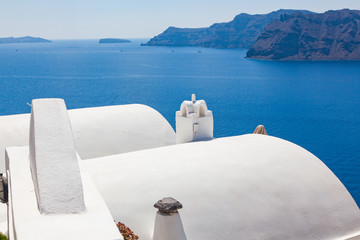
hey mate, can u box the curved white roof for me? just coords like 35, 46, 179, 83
0, 104, 176, 171
84, 134, 360, 240
68, 104, 175, 159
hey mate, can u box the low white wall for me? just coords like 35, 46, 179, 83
6, 146, 123, 240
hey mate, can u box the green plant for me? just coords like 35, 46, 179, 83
0, 232, 8, 240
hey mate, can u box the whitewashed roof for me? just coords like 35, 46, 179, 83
84, 134, 360, 240
0, 104, 176, 171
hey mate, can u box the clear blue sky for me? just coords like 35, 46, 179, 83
1, 0, 360, 39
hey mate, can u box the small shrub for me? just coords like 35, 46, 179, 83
0, 232, 7, 240
116, 221, 139, 240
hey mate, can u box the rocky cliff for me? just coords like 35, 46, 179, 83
142, 9, 311, 49
246, 9, 360, 60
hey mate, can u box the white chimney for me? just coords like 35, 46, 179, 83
175, 94, 213, 144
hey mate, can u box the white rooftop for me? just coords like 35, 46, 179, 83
0, 100, 359, 240
0, 104, 176, 171
84, 134, 360, 240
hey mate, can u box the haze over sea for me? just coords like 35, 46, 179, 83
0, 39, 359, 205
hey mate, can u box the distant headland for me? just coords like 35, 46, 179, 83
143, 8, 360, 61
142, 9, 312, 49
0, 36, 51, 44
246, 9, 360, 60
99, 38, 131, 44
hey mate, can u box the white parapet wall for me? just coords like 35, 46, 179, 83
6, 147, 123, 240
29, 99, 85, 213
176, 94, 213, 143
5, 98, 123, 239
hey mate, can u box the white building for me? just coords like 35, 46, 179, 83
0, 97, 359, 240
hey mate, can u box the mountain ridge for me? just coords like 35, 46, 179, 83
142, 9, 313, 49
246, 9, 360, 60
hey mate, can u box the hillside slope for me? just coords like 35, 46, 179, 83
246, 9, 360, 60
143, 9, 312, 49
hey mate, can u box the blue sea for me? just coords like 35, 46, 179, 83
0, 39, 359, 206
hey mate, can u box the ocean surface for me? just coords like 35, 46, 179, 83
0, 39, 359, 206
